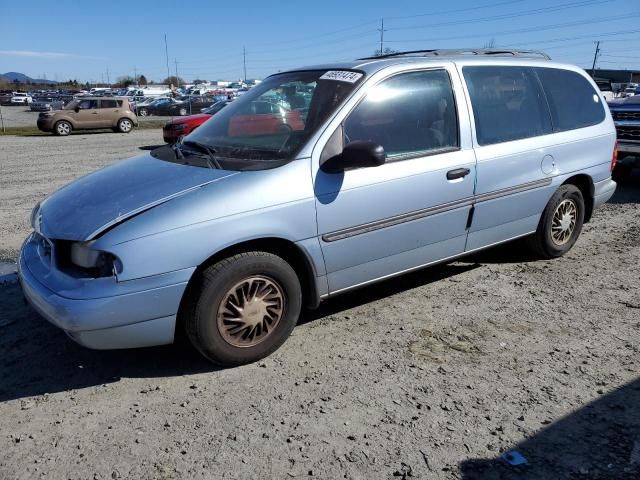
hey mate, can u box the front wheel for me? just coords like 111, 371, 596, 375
117, 118, 133, 133
185, 252, 302, 367
526, 184, 585, 259
138, 108, 148, 117
54, 120, 72, 136
178, 107, 188, 116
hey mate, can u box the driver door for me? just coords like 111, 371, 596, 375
70, 99, 100, 128
314, 68, 476, 294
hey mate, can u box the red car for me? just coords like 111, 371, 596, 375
162, 101, 230, 144
228, 101, 304, 137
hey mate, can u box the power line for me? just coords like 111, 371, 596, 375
387, 0, 609, 31
384, 13, 640, 44
386, 0, 525, 20
504, 29, 640, 46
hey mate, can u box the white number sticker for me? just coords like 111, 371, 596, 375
319, 71, 363, 83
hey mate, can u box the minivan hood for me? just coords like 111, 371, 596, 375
38, 154, 236, 241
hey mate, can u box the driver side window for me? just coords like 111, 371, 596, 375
343, 69, 459, 159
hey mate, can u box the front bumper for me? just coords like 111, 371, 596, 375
36, 119, 53, 132
18, 234, 191, 350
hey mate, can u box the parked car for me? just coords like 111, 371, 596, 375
19, 50, 616, 367
133, 96, 163, 116
228, 100, 304, 136
163, 101, 231, 143
10, 92, 33, 105
30, 97, 66, 112
36, 97, 138, 136
148, 96, 215, 116
0, 90, 13, 105
595, 79, 614, 102
608, 94, 640, 178
137, 97, 177, 116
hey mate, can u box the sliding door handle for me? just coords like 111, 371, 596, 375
446, 168, 471, 180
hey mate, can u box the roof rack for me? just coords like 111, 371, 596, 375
358, 48, 551, 61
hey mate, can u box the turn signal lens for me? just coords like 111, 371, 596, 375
611, 141, 618, 172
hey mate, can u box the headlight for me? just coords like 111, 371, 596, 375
71, 241, 122, 277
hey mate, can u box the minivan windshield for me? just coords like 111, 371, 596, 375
181, 70, 363, 165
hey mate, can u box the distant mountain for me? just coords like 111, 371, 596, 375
0, 72, 57, 85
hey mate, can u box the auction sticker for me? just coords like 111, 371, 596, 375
320, 71, 363, 83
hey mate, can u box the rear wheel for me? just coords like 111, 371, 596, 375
54, 120, 72, 136
117, 118, 133, 133
178, 107, 188, 116
138, 108, 148, 117
185, 252, 302, 367
526, 184, 585, 259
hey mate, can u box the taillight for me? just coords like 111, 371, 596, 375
611, 141, 618, 173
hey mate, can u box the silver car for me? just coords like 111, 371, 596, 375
19, 49, 617, 366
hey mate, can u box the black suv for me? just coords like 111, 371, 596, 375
608, 96, 640, 178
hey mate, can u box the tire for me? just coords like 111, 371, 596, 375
526, 184, 585, 259
54, 120, 72, 136
185, 251, 302, 367
24, 99, 28, 105
116, 118, 133, 133
178, 107, 188, 116
138, 108, 148, 117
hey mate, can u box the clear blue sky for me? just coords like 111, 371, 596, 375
1, 0, 638, 84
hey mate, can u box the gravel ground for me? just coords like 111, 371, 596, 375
0, 104, 169, 128
0, 131, 639, 479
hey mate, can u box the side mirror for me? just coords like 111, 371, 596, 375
321, 141, 386, 173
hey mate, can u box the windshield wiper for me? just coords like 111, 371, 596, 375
181, 140, 222, 169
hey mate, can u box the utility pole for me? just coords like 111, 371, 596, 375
243, 46, 247, 83
106, 68, 110, 87
134, 66, 137, 86
378, 18, 386, 55
164, 34, 171, 87
174, 58, 179, 87
591, 41, 600, 77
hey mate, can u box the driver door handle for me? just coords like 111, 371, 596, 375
446, 168, 471, 180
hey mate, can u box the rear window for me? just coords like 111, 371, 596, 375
463, 66, 552, 146
535, 67, 605, 132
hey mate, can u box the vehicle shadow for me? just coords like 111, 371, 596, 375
300, 262, 481, 325
609, 177, 640, 204
0, 262, 479, 403
459, 377, 640, 479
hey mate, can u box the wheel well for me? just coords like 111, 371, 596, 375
562, 174, 594, 223
176, 238, 320, 337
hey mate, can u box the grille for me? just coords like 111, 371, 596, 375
612, 111, 640, 121
617, 126, 640, 142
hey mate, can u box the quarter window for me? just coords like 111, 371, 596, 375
100, 99, 117, 108
463, 66, 552, 145
535, 67, 605, 132
344, 69, 459, 158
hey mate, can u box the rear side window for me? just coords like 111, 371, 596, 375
463, 66, 551, 146
344, 69, 459, 158
535, 67, 605, 132
100, 99, 117, 108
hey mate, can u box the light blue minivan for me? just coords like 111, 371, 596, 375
19, 49, 617, 366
